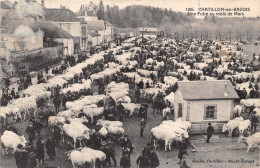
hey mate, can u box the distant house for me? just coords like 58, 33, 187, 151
173, 80, 239, 122
87, 31, 101, 47
138, 27, 158, 38
87, 20, 114, 47
44, 8, 87, 54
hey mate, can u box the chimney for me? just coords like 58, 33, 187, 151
41, 0, 44, 7
224, 83, 228, 97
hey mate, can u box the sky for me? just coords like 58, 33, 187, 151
9, 0, 260, 17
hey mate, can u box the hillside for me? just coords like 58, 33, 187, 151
104, 5, 260, 41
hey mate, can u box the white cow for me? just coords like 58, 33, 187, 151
237, 132, 260, 153
1, 131, 27, 155
222, 117, 244, 137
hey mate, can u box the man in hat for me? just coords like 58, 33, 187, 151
120, 150, 131, 168
105, 137, 117, 167
178, 140, 188, 164
206, 123, 214, 143
117, 102, 125, 121
139, 79, 144, 89
120, 135, 133, 153
26, 122, 36, 143
136, 150, 150, 168
149, 146, 159, 168
140, 118, 147, 138
45, 135, 56, 160
36, 136, 46, 165
250, 111, 259, 131
14, 144, 29, 168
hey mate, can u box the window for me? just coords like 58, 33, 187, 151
204, 105, 217, 120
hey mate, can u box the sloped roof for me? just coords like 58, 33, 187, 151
88, 31, 100, 37
2, 20, 73, 39
0, 1, 13, 9
44, 8, 80, 22
32, 21, 73, 39
176, 80, 239, 100
87, 20, 111, 31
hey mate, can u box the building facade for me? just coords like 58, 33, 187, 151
173, 80, 239, 122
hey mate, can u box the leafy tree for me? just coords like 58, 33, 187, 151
97, 0, 105, 20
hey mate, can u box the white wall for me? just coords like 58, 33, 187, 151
53, 22, 81, 37
54, 38, 74, 56
189, 99, 233, 122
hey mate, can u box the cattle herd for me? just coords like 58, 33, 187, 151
0, 35, 259, 167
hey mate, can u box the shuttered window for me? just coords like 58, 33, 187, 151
204, 104, 217, 120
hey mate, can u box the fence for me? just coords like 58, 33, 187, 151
190, 121, 228, 134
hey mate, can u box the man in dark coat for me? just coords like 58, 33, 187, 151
34, 119, 43, 136
149, 147, 159, 168
117, 102, 125, 121
138, 79, 144, 89
36, 137, 46, 165
178, 140, 188, 164
26, 122, 36, 143
53, 96, 61, 114
140, 118, 147, 138
105, 138, 117, 167
136, 150, 151, 168
120, 135, 133, 153
120, 152, 131, 168
250, 112, 259, 131
45, 136, 56, 160
206, 123, 214, 143
14, 144, 29, 168
135, 89, 141, 103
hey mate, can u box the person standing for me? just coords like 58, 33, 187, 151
26, 122, 36, 143
120, 151, 131, 168
140, 118, 147, 138
120, 135, 133, 153
53, 96, 61, 114
206, 123, 214, 143
250, 111, 259, 131
136, 150, 150, 168
45, 136, 56, 160
106, 138, 117, 167
178, 140, 187, 164
36, 137, 46, 165
138, 79, 144, 89
149, 147, 159, 168
14, 144, 29, 168
117, 102, 125, 121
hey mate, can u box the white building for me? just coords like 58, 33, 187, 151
173, 80, 239, 122
87, 20, 114, 46
138, 27, 158, 38
44, 8, 87, 54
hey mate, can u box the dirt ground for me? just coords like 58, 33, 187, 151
0, 105, 259, 168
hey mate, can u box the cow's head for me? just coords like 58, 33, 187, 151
20, 135, 27, 147
222, 124, 228, 132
